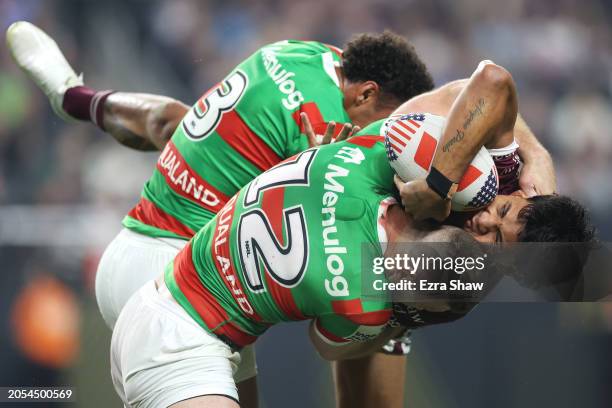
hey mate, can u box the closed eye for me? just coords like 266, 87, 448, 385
500, 202, 511, 218
495, 203, 511, 243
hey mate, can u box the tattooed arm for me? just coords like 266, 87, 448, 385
433, 61, 517, 178
394, 68, 555, 197
394, 61, 518, 221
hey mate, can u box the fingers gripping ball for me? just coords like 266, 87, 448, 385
384, 113, 499, 211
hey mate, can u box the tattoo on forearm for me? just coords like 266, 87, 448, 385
442, 98, 486, 152
443, 129, 464, 152
463, 98, 485, 130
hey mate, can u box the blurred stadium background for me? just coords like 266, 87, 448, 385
1, 0, 611, 407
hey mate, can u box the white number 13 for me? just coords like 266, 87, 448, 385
182, 70, 248, 141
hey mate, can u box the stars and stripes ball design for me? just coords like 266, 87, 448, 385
384, 113, 499, 211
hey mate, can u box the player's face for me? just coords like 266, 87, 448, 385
462, 194, 529, 243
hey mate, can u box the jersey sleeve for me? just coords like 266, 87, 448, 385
312, 314, 388, 346
487, 140, 522, 194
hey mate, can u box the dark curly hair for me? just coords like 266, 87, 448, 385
518, 195, 595, 243
342, 30, 434, 106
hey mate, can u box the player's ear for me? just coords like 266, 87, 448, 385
356, 81, 380, 106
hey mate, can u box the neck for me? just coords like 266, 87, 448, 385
350, 104, 397, 129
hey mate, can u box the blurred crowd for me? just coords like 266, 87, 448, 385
0, 0, 611, 405
1, 0, 611, 230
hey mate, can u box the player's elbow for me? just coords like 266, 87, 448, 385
474, 60, 513, 94
148, 99, 188, 148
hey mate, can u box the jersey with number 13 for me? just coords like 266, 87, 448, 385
124, 40, 350, 239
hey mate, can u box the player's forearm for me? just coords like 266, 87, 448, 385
310, 323, 404, 361
514, 114, 553, 166
431, 61, 517, 182
102, 93, 189, 151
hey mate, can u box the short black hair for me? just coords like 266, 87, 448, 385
518, 195, 595, 243
513, 195, 596, 297
342, 30, 434, 106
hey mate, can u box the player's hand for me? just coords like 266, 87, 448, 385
393, 176, 451, 222
518, 156, 556, 197
301, 112, 360, 147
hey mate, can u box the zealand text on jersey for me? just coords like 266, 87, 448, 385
157, 142, 224, 210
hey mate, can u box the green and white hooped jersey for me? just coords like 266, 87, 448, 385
164, 136, 396, 348
123, 40, 350, 239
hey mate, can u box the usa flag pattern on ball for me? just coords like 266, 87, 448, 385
384, 113, 499, 211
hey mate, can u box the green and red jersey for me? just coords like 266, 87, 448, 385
124, 40, 350, 239
164, 137, 396, 348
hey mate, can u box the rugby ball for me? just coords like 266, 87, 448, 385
383, 113, 498, 211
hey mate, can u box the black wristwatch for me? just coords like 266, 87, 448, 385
425, 166, 458, 200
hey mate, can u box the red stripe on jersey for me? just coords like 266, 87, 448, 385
173, 243, 228, 329
128, 197, 195, 238
212, 195, 262, 321
315, 318, 350, 344
331, 299, 391, 326
293, 102, 324, 133
458, 165, 483, 192
292, 102, 348, 140
157, 141, 229, 213
215, 319, 259, 348
347, 135, 384, 148
216, 110, 281, 172
260, 187, 307, 320
323, 43, 343, 58
414, 131, 438, 171
174, 242, 259, 348
196, 82, 221, 114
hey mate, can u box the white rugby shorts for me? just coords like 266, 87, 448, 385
95, 227, 187, 329
111, 280, 257, 407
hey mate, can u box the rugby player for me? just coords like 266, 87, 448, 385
7, 21, 435, 408
8, 22, 588, 408
108, 58, 592, 407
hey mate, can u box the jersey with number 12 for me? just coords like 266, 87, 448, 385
164, 134, 396, 348
123, 40, 349, 239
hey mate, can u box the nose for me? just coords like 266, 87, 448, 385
475, 210, 499, 234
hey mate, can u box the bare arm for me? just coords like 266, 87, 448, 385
397, 73, 556, 197
309, 321, 404, 361
429, 61, 516, 180
513, 115, 556, 195
102, 93, 189, 151
395, 61, 517, 221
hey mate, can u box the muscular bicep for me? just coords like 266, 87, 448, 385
393, 79, 469, 117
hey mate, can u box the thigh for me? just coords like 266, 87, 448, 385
95, 228, 186, 328
111, 281, 241, 408
235, 345, 258, 408
333, 353, 407, 408
170, 395, 240, 408
236, 377, 258, 408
